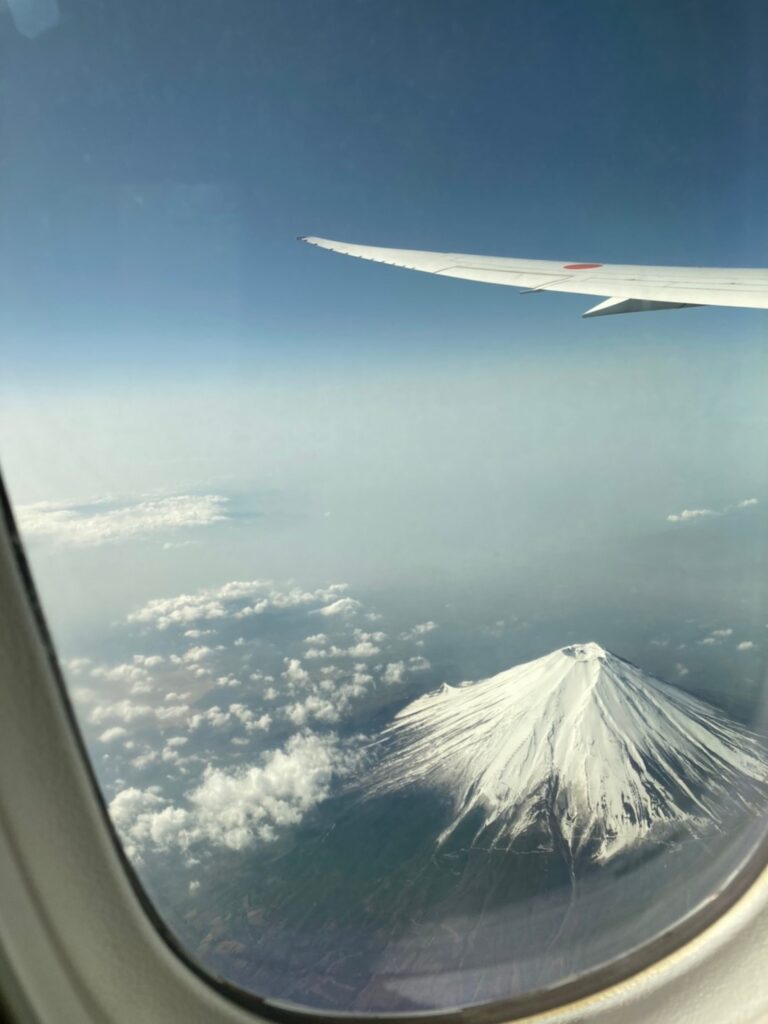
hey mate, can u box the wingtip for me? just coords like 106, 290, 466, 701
296, 235, 307, 242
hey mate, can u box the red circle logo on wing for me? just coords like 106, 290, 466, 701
563, 263, 603, 270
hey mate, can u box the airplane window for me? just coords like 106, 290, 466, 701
3, 0, 768, 1016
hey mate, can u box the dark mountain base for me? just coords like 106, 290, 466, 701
150, 787, 768, 1013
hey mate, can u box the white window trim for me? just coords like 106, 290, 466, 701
1, 494, 768, 1024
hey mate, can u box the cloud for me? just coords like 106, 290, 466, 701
187, 703, 271, 734
737, 640, 755, 651
178, 645, 213, 664
108, 788, 169, 858
66, 657, 92, 673
408, 656, 432, 672
129, 579, 345, 630
285, 695, 341, 725
90, 658, 159, 688
666, 508, 717, 523
72, 687, 99, 704
314, 597, 362, 618
90, 700, 156, 725
186, 732, 362, 849
283, 659, 375, 724
348, 630, 386, 657
304, 644, 345, 660
229, 704, 271, 732
15, 494, 228, 546
73, 576, 433, 845
400, 622, 438, 641
305, 630, 386, 660
282, 658, 310, 687
667, 498, 759, 524
382, 662, 406, 685
108, 732, 363, 857
347, 640, 380, 657
98, 726, 129, 744
698, 627, 740, 646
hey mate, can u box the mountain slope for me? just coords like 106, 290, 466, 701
366, 643, 768, 862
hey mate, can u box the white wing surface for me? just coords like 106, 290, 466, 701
299, 236, 768, 317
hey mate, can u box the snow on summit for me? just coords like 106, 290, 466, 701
366, 643, 768, 862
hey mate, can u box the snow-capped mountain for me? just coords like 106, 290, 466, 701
366, 642, 768, 862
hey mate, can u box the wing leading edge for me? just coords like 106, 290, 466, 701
299, 236, 768, 317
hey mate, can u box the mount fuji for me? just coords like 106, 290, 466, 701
366, 643, 768, 863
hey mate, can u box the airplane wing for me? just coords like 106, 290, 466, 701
299, 236, 768, 317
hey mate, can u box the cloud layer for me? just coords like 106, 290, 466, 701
16, 494, 228, 545
66, 576, 440, 863
110, 731, 364, 859
128, 580, 350, 630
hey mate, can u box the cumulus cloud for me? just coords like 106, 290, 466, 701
400, 622, 438, 641
129, 580, 346, 630
229, 704, 271, 732
304, 644, 344, 659
187, 703, 270, 734
66, 657, 92, 673
285, 696, 341, 726
284, 660, 375, 724
108, 732, 363, 858
382, 657, 432, 686
89, 655, 163, 694
178, 645, 213, 664
282, 658, 310, 687
737, 640, 755, 651
91, 662, 151, 686
16, 494, 228, 546
98, 726, 129, 744
667, 498, 759, 524
304, 629, 386, 660
408, 656, 431, 672
382, 662, 406, 685
347, 639, 380, 657
698, 627, 741, 647
75, 576, 439, 846
90, 700, 156, 725
314, 597, 362, 618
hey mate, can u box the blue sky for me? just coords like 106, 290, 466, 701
1, 0, 768, 679
3, 0, 768, 380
